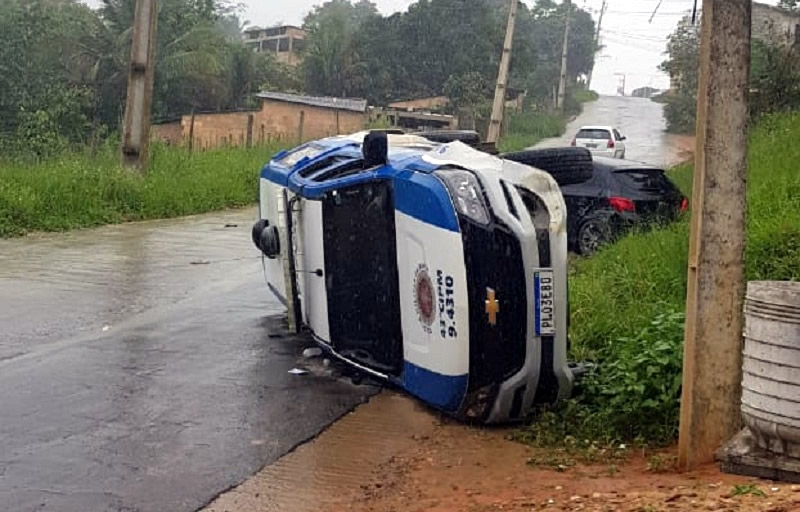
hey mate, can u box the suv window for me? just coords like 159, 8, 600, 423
576, 129, 611, 140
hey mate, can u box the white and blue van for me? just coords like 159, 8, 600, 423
252, 131, 574, 423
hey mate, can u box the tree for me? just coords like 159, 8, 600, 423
779, 0, 799, 11
301, 0, 379, 97
658, 15, 701, 133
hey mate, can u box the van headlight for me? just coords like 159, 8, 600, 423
436, 170, 490, 225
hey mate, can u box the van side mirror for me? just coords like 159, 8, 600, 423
363, 131, 388, 167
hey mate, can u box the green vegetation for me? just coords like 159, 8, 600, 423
574, 89, 599, 103
498, 111, 566, 152
516, 111, 800, 448
659, 15, 800, 134
0, 0, 298, 158
0, 143, 284, 238
304, 0, 599, 112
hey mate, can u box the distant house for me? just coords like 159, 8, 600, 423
243, 25, 307, 66
388, 96, 450, 112
667, 2, 800, 94
752, 2, 800, 47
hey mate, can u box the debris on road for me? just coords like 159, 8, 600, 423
288, 368, 308, 376
302, 347, 323, 358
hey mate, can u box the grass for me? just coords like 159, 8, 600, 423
498, 111, 566, 152
574, 89, 600, 103
516, 111, 800, 448
0, 142, 286, 237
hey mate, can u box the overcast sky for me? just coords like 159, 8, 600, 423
84, 0, 779, 96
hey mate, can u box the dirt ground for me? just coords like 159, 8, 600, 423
206, 392, 800, 512
343, 414, 800, 512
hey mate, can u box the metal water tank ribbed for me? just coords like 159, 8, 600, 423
741, 281, 800, 458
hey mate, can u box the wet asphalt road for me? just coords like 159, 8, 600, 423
0, 210, 376, 512
534, 95, 693, 168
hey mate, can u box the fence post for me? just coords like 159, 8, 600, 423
297, 111, 305, 144
246, 114, 254, 148
188, 111, 195, 151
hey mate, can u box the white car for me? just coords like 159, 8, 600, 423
571, 125, 627, 159
252, 131, 575, 423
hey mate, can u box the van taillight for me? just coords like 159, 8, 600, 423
609, 196, 635, 213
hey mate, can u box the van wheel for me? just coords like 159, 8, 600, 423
500, 147, 593, 186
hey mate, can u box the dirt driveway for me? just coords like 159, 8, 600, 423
206, 392, 800, 512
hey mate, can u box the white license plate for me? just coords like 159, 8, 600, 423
534, 269, 556, 336
585, 143, 598, 149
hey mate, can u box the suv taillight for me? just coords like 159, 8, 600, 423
609, 196, 635, 213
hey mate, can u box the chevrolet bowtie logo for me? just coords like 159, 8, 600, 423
485, 288, 500, 326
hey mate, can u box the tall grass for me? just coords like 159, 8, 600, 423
0, 143, 285, 237
498, 111, 566, 153
518, 111, 800, 445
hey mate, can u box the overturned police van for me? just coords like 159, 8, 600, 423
252, 131, 574, 424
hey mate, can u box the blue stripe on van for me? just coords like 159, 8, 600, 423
393, 173, 460, 233
402, 361, 468, 412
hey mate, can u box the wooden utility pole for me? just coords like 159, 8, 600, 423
586, 0, 607, 90
121, 0, 159, 171
486, 0, 519, 144
678, 0, 752, 471
556, 0, 572, 110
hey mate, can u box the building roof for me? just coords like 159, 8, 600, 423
244, 24, 304, 33
754, 1, 800, 16
256, 92, 368, 113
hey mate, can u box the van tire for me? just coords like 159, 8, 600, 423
417, 130, 481, 146
500, 147, 593, 186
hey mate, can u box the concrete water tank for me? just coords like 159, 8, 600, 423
741, 281, 800, 458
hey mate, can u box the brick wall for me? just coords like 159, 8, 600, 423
151, 122, 183, 145
154, 101, 367, 150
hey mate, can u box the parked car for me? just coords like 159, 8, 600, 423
252, 131, 576, 423
571, 125, 627, 159
560, 157, 688, 254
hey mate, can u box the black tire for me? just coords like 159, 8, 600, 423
500, 147, 593, 186
251, 219, 268, 251
576, 216, 613, 255
417, 130, 481, 146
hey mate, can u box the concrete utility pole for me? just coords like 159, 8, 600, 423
121, 0, 159, 171
486, 0, 519, 144
678, 0, 752, 471
586, 0, 607, 90
614, 73, 626, 96
556, 0, 572, 110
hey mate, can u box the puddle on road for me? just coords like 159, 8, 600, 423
202, 392, 439, 512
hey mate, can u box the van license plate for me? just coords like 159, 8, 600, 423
534, 270, 556, 336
